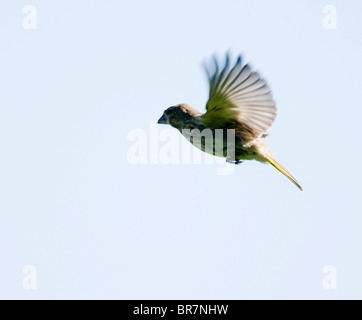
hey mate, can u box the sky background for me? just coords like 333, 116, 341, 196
0, 0, 361, 299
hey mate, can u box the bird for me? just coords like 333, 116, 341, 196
157, 53, 303, 191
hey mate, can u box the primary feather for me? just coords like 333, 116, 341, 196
203, 54, 277, 138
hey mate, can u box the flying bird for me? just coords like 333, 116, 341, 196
157, 53, 303, 191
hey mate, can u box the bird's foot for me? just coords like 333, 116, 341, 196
226, 159, 244, 165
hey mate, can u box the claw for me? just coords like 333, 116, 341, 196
226, 159, 244, 165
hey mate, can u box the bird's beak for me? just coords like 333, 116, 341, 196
157, 114, 168, 124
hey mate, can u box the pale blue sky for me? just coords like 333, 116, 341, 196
0, 0, 361, 299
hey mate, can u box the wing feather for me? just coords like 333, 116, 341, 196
203, 54, 277, 137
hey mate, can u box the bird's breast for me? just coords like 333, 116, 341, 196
180, 126, 235, 158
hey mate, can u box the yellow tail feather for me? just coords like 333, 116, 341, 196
266, 157, 303, 191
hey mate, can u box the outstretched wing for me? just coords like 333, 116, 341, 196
203, 54, 277, 137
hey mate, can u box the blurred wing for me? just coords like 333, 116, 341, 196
203, 54, 277, 137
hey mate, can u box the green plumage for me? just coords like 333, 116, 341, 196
157, 54, 303, 190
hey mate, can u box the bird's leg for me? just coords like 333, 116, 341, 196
226, 158, 244, 165
226, 149, 244, 165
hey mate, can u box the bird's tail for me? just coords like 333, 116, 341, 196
265, 156, 303, 191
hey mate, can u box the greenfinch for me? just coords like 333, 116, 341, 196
158, 54, 302, 191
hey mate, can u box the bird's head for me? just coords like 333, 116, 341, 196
158, 104, 200, 129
